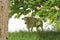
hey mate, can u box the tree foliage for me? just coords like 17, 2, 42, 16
9, 0, 60, 31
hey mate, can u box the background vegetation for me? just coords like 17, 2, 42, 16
9, 0, 60, 31
9, 0, 60, 40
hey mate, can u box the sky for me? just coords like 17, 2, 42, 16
8, 14, 54, 32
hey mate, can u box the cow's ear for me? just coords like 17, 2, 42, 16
22, 18, 24, 20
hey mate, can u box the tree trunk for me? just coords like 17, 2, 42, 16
0, 0, 9, 40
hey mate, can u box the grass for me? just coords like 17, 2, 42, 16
9, 31, 60, 40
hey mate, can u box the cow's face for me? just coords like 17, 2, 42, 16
22, 17, 29, 24
22, 17, 28, 21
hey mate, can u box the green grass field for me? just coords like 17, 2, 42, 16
9, 31, 60, 40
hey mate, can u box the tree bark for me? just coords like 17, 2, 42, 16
0, 0, 9, 40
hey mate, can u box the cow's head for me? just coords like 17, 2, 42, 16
22, 17, 28, 21
22, 17, 29, 24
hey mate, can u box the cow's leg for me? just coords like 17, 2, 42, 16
31, 27, 33, 32
41, 26, 43, 31
36, 26, 39, 31
40, 21, 43, 31
27, 25, 30, 32
27, 27, 30, 32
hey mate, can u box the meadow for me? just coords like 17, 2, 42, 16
9, 31, 60, 40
